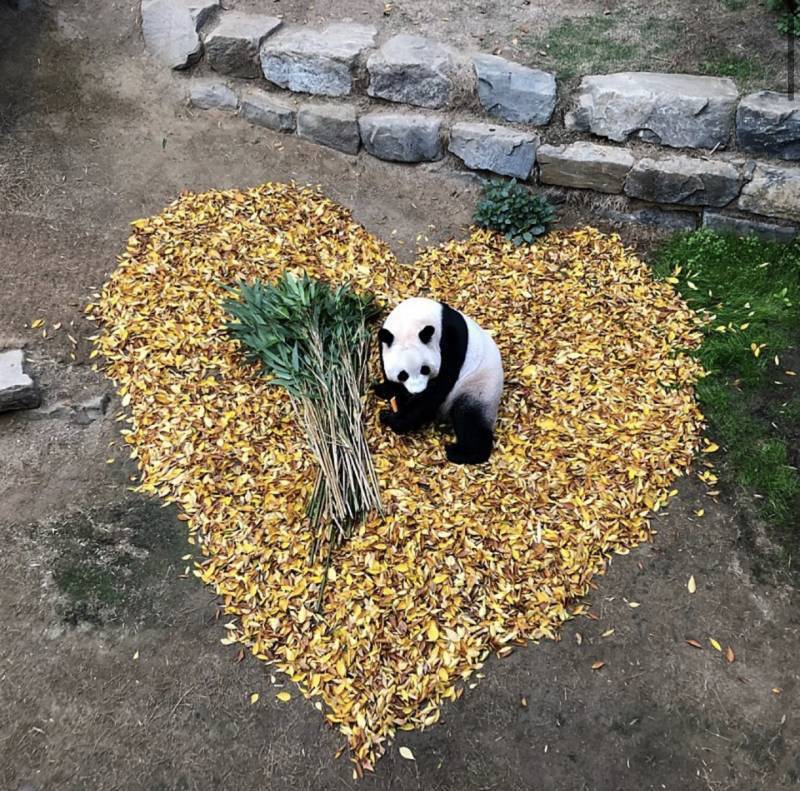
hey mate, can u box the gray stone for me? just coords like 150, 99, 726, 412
0, 349, 40, 413
472, 54, 556, 125
358, 113, 443, 162
141, 0, 219, 70
736, 91, 800, 160
624, 155, 742, 207
204, 12, 282, 78
297, 103, 360, 154
32, 393, 110, 424
566, 72, 738, 150
448, 122, 538, 179
189, 80, 238, 110
537, 141, 634, 193
260, 23, 377, 97
702, 211, 797, 242
240, 90, 295, 132
367, 35, 461, 109
602, 206, 698, 232
738, 162, 800, 222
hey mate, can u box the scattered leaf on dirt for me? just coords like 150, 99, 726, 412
725, 646, 735, 664
710, 638, 722, 652
591, 660, 605, 670
276, 691, 292, 703
399, 746, 415, 761
686, 639, 703, 649
250, 692, 260, 705
687, 575, 696, 594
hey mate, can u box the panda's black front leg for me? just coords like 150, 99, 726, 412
380, 388, 442, 435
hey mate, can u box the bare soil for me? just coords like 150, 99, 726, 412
1, 2, 799, 790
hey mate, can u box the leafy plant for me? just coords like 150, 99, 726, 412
473, 179, 555, 245
225, 273, 383, 607
653, 230, 800, 569
766, 0, 800, 35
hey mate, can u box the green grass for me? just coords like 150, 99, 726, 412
653, 230, 800, 567
699, 53, 766, 83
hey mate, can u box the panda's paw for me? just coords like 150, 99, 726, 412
381, 409, 414, 434
373, 381, 396, 399
445, 443, 490, 465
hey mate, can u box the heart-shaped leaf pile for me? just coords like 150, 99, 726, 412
89, 183, 704, 774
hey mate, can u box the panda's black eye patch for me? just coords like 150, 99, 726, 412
398, 370, 409, 382
420, 365, 431, 376
418, 325, 435, 344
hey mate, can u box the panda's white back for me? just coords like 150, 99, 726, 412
444, 314, 503, 425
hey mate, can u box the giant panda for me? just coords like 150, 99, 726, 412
374, 297, 503, 465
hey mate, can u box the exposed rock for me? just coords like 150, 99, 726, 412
32, 393, 110, 424
260, 24, 377, 97
0, 349, 40, 413
367, 35, 461, 109
188, 80, 238, 110
240, 90, 296, 132
472, 54, 556, 125
537, 142, 634, 193
204, 12, 282, 78
141, 0, 219, 70
736, 91, 800, 161
702, 211, 797, 242
358, 113, 443, 162
601, 205, 698, 232
737, 162, 800, 222
566, 72, 738, 150
448, 122, 538, 179
297, 103, 360, 154
624, 155, 742, 206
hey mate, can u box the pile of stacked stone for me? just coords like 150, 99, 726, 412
141, 0, 800, 239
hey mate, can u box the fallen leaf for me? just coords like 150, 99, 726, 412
399, 746, 415, 761
591, 660, 605, 670
686, 639, 703, 649
250, 692, 260, 704
710, 638, 722, 652
276, 691, 291, 702
628, 602, 640, 608
687, 575, 696, 594
725, 646, 735, 664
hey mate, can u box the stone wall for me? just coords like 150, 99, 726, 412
143, 0, 800, 240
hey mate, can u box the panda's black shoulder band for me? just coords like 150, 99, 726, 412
437, 302, 468, 394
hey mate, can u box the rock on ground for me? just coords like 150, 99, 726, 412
601, 205, 699, 231
0, 349, 41, 412
448, 122, 538, 179
358, 113, 443, 162
296, 103, 360, 154
737, 162, 800, 222
472, 54, 556, 125
624, 155, 742, 207
204, 12, 282, 78
188, 80, 238, 110
566, 72, 738, 150
736, 91, 800, 161
240, 91, 296, 132
260, 24, 377, 97
537, 142, 634, 193
702, 211, 797, 242
367, 35, 461, 109
141, 0, 219, 70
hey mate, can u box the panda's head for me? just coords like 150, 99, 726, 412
379, 298, 442, 395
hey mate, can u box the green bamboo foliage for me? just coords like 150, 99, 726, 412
225, 273, 383, 609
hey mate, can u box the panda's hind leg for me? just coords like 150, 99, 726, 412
446, 397, 494, 465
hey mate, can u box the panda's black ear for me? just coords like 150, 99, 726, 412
418, 325, 435, 344
378, 328, 394, 347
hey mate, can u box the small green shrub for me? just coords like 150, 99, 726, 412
473, 179, 555, 245
766, 0, 800, 35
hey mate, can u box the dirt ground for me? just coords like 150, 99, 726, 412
1, 2, 799, 790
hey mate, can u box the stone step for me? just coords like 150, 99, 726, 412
0, 349, 41, 413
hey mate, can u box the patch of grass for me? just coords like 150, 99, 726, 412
699, 53, 766, 84
653, 230, 800, 569
51, 500, 186, 625
722, 0, 748, 10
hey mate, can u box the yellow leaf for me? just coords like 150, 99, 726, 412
427, 622, 439, 641
628, 601, 640, 608
276, 691, 291, 702
31, 318, 44, 329
399, 746, 415, 761
250, 693, 260, 704
687, 575, 696, 594
703, 443, 719, 453
591, 660, 605, 670
710, 638, 721, 652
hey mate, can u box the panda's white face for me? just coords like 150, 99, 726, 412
380, 298, 443, 395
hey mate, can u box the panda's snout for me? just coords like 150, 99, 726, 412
403, 375, 429, 395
